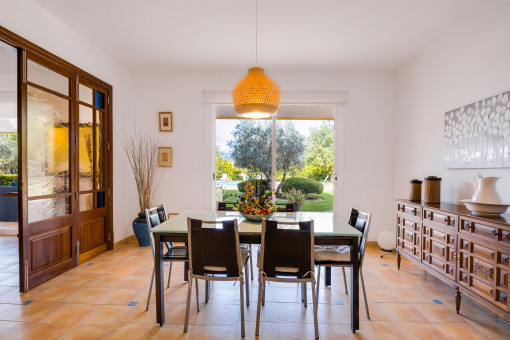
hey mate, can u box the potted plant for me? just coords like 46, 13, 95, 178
120, 130, 159, 247
283, 188, 308, 211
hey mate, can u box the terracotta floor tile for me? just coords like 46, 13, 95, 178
394, 322, 449, 340
191, 325, 236, 340
14, 323, 70, 340
377, 302, 428, 322
38, 303, 95, 325
86, 274, 126, 288
58, 325, 112, 340
234, 320, 277, 340
413, 303, 468, 323
77, 305, 131, 327
95, 288, 140, 305
149, 323, 193, 339
319, 323, 363, 340
358, 321, 405, 340
62, 287, 110, 304
0, 320, 34, 340
433, 322, 489, 340
277, 322, 318, 340
2, 301, 64, 323
197, 304, 241, 326
106, 322, 158, 340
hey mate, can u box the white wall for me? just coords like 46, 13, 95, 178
0, 0, 137, 241
133, 71, 396, 240
395, 0, 510, 209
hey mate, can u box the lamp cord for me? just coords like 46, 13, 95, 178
255, 0, 258, 66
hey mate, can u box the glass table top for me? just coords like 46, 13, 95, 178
151, 210, 361, 237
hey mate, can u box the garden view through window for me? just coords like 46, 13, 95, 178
216, 117, 334, 212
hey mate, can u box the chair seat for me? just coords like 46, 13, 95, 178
163, 246, 189, 260
204, 247, 249, 272
314, 245, 351, 262
240, 243, 250, 250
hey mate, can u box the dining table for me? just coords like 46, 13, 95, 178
150, 210, 362, 332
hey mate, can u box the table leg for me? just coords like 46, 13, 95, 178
325, 266, 331, 286
155, 234, 165, 326
350, 236, 359, 332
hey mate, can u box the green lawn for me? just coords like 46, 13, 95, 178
221, 190, 333, 212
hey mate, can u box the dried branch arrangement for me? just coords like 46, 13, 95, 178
119, 129, 159, 213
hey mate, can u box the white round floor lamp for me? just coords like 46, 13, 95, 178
377, 230, 396, 258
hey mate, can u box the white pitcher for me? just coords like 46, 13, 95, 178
472, 173, 502, 204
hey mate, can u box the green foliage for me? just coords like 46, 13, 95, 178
228, 121, 273, 180
283, 188, 308, 205
0, 133, 18, 174
216, 147, 243, 181
304, 123, 333, 180
0, 174, 18, 186
237, 179, 269, 192
280, 177, 323, 195
298, 165, 331, 182
301, 193, 333, 212
276, 121, 305, 177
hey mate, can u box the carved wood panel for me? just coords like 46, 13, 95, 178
422, 222, 456, 281
29, 226, 72, 273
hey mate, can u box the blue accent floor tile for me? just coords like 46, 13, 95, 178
22, 300, 33, 305
87, 263, 95, 266
381, 264, 388, 267
433, 299, 443, 304
128, 301, 138, 306
164, 263, 170, 267
335, 300, 345, 305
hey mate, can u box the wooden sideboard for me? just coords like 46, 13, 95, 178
395, 199, 510, 321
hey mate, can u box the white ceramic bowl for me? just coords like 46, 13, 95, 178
460, 199, 509, 216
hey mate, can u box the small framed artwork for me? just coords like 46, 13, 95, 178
158, 147, 173, 167
159, 112, 173, 132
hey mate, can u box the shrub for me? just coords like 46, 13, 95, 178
237, 179, 270, 193
0, 174, 18, 186
281, 177, 323, 195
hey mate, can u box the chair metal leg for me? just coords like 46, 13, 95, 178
342, 267, 348, 294
311, 279, 319, 339
303, 282, 307, 308
255, 273, 263, 336
360, 270, 370, 319
316, 265, 321, 301
245, 262, 250, 306
205, 277, 209, 303
239, 276, 245, 337
184, 276, 193, 333
195, 278, 200, 312
146, 269, 155, 311
262, 279, 266, 306
167, 262, 172, 288
249, 244, 254, 281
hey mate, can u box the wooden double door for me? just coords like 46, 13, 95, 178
18, 51, 113, 291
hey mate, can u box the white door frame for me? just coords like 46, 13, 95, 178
204, 91, 348, 212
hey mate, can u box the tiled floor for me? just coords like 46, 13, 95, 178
0, 239, 510, 339
0, 221, 18, 236
0, 236, 19, 291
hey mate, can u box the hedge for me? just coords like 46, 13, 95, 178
237, 179, 270, 193
0, 174, 18, 186
281, 177, 323, 195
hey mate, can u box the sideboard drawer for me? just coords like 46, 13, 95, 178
422, 223, 456, 281
458, 235, 510, 312
423, 208, 457, 229
397, 202, 421, 220
460, 216, 510, 246
397, 218, 420, 260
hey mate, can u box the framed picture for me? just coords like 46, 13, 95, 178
158, 147, 173, 167
159, 112, 173, 132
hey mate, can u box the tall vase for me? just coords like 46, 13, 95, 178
132, 213, 151, 247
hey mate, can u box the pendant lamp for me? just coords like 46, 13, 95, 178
232, 1, 280, 119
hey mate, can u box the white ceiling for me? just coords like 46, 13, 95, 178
34, 0, 484, 73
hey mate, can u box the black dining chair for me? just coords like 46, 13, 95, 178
314, 208, 372, 319
256, 218, 318, 339
184, 217, 249, 336
145, 204, 193, 311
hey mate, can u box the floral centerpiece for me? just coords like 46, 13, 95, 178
236, 180, 276, 221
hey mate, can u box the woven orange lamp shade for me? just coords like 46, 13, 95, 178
232, 67, 280, 119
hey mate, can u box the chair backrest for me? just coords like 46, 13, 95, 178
217, 201, 239, 211
276, 203, 295, 212
145, 204, 168, 256
187, 217, 242, 277
260, 219, 314, 278
348, 208, 372, 265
